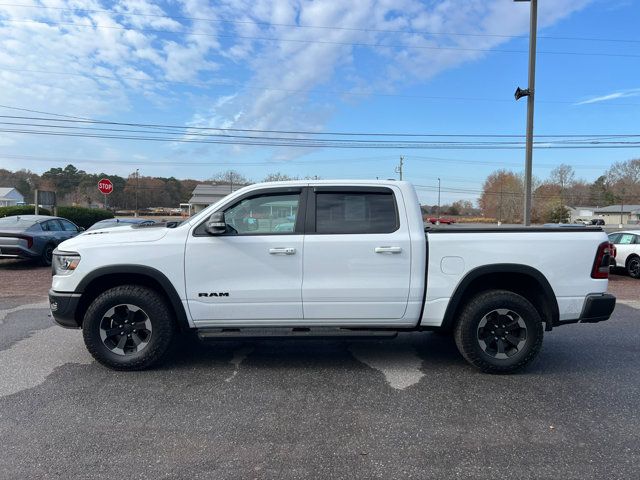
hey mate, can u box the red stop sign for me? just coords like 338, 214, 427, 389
98, 178, 113, 195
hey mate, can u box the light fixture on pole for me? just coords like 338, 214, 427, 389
514, 0, 538, 226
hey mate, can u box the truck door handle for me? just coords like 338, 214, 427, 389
269, 247, 296, 255
375, 246, 402, 254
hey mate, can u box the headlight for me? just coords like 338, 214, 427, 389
53, 252, 81, 275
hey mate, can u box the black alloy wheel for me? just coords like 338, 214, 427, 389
99, 304, 153, 356
476, 309, 528, 360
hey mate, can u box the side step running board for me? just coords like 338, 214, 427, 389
197, 327, 398, 340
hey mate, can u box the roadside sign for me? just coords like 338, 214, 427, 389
98, 178, 113, 195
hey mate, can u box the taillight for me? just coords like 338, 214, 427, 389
592, 241, 611, 279
18, 235, 33, 249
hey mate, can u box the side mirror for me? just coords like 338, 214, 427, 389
205, 212, 227, 235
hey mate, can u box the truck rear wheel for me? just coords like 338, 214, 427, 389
82, 285, 175, 370
454, 290, 543, 374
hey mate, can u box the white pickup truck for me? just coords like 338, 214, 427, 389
49, 180, 615, 373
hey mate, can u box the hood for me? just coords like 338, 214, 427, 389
58, 224, 169, 251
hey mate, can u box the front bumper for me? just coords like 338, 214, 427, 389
578, 293, 616, 323
49, 289, 82, 329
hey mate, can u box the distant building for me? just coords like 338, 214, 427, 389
188, 183, 234, 213
0, 187, 25, 207
593, 204, 640, 225
567, 206, 598, 223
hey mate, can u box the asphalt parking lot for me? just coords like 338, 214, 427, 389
0, 259, 638, 479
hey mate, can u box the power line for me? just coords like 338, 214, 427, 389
2, 109, 640, 139
0, 152, 616, 172
3, 126, 640, 149
1, 3, 638, 44
4, 18, 640, 59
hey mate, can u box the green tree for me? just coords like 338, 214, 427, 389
544, 202, 570, 223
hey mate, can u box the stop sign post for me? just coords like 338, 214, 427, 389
98, 178, 113, 209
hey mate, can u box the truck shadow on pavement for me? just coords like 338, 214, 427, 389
161, 331, 466, 374
155, 302, 638, 377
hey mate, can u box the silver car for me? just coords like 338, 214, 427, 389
0, 215, 83, 266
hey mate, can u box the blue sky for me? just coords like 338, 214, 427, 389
0, 0, 639, 205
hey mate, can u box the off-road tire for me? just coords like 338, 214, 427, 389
454, 290, 543, 374
83, 285, 175, 370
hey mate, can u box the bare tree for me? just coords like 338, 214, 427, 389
479, 170, 524, 223
549, 164, 575, 190
263, 172, 298, 182
211, 170, 251, 192
604, 159, 640, 204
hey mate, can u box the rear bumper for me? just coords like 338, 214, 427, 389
555, 293, 616, 327
0, 245, 39, 258
578, 293, 616, 323
49, 289, 82, 329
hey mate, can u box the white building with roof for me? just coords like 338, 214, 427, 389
567, 206, 599, 223
593, 204, 640, 225
0, 187, 25, 207
188, 184, 235, 213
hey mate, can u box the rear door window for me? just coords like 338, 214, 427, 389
315, 191, 398, 234
43, 220, 63, 231
618, 234, 635, 245
60, 220, 78, 232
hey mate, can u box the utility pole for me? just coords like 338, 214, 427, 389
395, 156, 404, 180
135, 168, 139, 217
498, 183, 503, 225
620, 187, 625, 228
514, 0, 538, 226
437, 177, 441, 224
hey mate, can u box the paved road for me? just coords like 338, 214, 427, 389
0, 263, 639, 479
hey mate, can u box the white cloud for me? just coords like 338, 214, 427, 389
183, 0, 591, 159
0, 0, 592, 170
575, 88, 640, 105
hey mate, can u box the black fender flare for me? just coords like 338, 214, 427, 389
440, 263, 559, 331
76, 265, 190, 330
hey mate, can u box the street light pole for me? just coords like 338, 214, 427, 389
515, 0, 538, 226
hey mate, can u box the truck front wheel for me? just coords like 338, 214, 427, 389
454, 290, 543, 374
82, 285, 175, 370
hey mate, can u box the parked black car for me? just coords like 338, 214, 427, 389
0, 215, 83, 265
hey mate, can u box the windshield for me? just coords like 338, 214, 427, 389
87, 221, 127, 231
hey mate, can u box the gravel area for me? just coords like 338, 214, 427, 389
0, 259, 51, 298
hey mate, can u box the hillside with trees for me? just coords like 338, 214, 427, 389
2, 158, 638, 222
